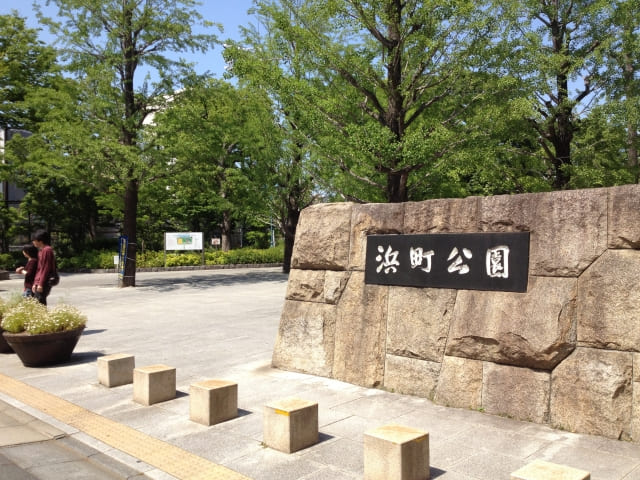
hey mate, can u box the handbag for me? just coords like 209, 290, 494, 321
48, 262, 60, 287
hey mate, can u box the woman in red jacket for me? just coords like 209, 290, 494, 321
31, 230, 57, 305
15, 244, 39, 297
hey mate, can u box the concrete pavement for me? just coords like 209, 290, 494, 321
1, 267, 640, 479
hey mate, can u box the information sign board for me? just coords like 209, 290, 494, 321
165, 232, 203, 251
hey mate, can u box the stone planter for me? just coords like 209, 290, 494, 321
0, 328, 14, 353
2, 327, 85, 367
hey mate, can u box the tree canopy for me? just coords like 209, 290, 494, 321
31, 0, 218, 286
225, 0, 638, 201
1, 1, 638, 267
0, 12, 58, 129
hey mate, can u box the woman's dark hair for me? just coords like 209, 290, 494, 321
23, 244, 39, 258
32, 229, 51, 245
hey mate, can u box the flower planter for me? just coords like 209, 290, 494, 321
2, 327, 85, 367
0, 328, 13, 353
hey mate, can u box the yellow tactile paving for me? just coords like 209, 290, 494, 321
0, 373, 251, 480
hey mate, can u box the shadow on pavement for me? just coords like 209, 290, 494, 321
431, 467, 447, 478
135, 270, 289, 292
83, 329, 107, 336
66, 351, 105, 366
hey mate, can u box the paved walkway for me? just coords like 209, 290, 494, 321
1, 268, 640, 480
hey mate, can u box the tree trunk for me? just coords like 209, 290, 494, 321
545, 17, 574, 190
282, 207, 300, 274
221, 210, 232, 252
119, 179, 138, 287
551, 118, 572, 189
387, 170, 409, 203
118, 3, 138, 287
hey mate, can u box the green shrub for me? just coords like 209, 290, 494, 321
205, 250, 226, 265
57, 249, 116, 270
57, 245, 284, 270
165, 252, 201, 267
204, 246, 283, 265
137, 250, 164, 268
0, 253, 17, 270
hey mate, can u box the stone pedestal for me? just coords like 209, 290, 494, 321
97, 353, 135, 387
364, 425, 430, 480
511, 460, 590, 480
189, 379, 238, 426
133, 364, 176, 406
263, 398, 318, 453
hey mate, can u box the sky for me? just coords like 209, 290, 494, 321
1, 1, 257, 79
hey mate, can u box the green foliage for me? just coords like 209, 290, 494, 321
137, 250, 165, 268
0, 253, 16, 270
150, 79, 280, 249
54, 246, 284, 270
165, 253, 201, 267
57, 250, 121, 270
206, 246, 284, 265
0, 298, 86, 334
227, 0, 502, 202
23, 0, 220, 286
2, 1, 638, 265
0, 13, 59, 129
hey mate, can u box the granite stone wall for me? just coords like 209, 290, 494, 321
272, 185, 640, 441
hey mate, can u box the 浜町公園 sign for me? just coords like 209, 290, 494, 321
365, 232, 530, 292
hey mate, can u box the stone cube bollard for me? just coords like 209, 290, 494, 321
511, 460, 590, 480
133, 364, 176, 406
189, 379, 238, 426
364, 424, 430, 480
97, 353, 135, 388
263, 398, 318, 453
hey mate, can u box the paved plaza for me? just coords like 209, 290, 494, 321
1, 267, 640, 479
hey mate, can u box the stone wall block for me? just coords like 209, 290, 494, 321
550, 348, 633, 440
608, 184, 640, 248
386, 286, 456, 363
349, 203, 404, 270
633, 354, 640, 441
332, 272, 388, 387
324, 271, 351, 304
433, 356, 483, 409
446, 276, 577, 370
404, 197, 480, 233
272, 300, 336, 377
383, 354, 441, 399
285, 269, 325, 302
480, 189, 608, 277
482, 363, 550, 424
291, 202, 354, 270
578, 250, 640, 351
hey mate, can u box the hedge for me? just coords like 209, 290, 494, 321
0, 246, 284, 271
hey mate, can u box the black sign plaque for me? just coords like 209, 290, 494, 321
365, 232, 530, 292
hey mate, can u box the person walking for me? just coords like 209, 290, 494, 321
15, 244, 39, 297
31, 230, 57, 305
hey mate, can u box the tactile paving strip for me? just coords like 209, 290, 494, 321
0, 373, 250, 480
